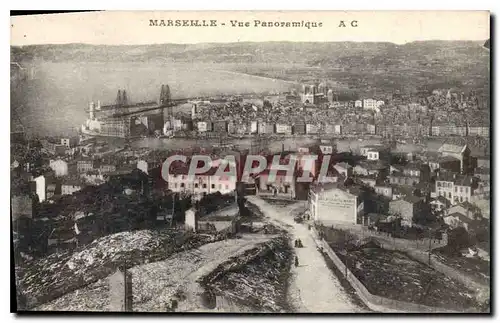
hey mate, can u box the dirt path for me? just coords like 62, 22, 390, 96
247, 196, 364, 313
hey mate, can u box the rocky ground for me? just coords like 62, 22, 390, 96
34, 234, 276, 312
17, 229, 226, 310
199, 235, 293, 313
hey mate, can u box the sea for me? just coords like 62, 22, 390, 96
11, 61, 292, 136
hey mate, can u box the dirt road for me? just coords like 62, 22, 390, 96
247, 196, 364, 313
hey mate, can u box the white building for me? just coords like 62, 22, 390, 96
309, 184, 364, 225
367, 124, 376, 135
275, 124, 292, 134
436, 173, 476, 205
210, 175, 237, 195
354, 100, 363, 108
77, 159, 94, 173
374, 185, 393, 199
99, 164, 116, 175
444, 213, 472, 232
61, 180, 83, 195
49, 159, 69, 177
33, 175, 46, 202
258, 122, 267, 134
185, 208, 197, 232
197, 121, 208, 132
319, 145, 334, 154
137, 160, 161, 175
167, 167, 237, 195
360, 145, 389, 161
249, 121, 258, 134
363, 99, 377, 110
367, 150, 380, 161
333, 162, 352, 178
306, 124, 320, 134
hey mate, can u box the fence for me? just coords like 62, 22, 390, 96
324, 222, 447, 252
311, 228, 459, 313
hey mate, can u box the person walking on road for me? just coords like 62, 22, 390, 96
295, 256, 299, 267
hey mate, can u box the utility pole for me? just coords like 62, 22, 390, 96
344, 231, 348, 278
170, 193, 175, 228
428, 229, 432, 265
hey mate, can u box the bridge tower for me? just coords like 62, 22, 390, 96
115, 90, 122, 115
121, 90, 129, 114
160, 84, 173, 120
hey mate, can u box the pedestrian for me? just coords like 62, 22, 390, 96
295, 256, 299, 267
294, 239, 298, 248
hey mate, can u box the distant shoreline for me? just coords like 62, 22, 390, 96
214, 69, 299, 86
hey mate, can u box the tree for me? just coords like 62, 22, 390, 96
447, 227, 471, 253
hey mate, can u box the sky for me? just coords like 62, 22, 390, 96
11, 11, 490, 46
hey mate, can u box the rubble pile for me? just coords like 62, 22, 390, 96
254, 223, 285, 235
199, 235, 293, 312
18, 229, 225, 310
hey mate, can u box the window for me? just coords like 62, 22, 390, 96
448, 192, 451, 198
211, 184, 215, 189
465, 187, 469, 194
180, 183, 185, 188
203, 184, 207, 189
195, 183, 199, 188
460, 187, 463, 193
460, 197, 463, 202
218, 184, 222, 190
437, 182, 442, 187
225, 185, 229, 190
454, 187, 457, 193
174, 183, 178, 188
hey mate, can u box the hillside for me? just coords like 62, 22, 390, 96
11, 40, 490, 98
11, 40, 488, 65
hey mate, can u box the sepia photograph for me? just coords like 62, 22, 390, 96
10, 10, 491, 314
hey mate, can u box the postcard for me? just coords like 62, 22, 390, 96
11, 11, 490, 313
